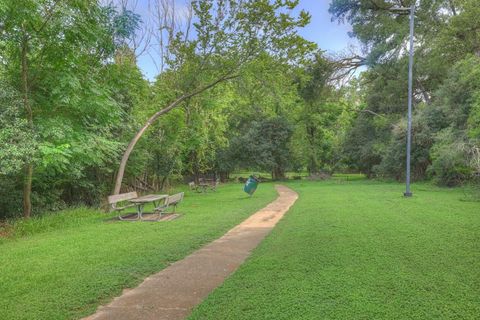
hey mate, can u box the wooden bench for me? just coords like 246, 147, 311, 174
108, 191, 138, 212
144, 192, 184, 221
164, 192, 184, 214
210, 180, 220, 191
188, 181, 198, 191
189, 180, 219, 192
107, 191, 139, 221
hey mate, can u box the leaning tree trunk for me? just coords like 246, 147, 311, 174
21, 34, 33, 218
113, 74, 238, 195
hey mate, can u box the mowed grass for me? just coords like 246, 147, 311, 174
189, 179, 480, 319
0, 183, 277, 320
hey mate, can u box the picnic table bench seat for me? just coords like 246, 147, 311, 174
108, 191, 138, 212
157, 192, 184, 214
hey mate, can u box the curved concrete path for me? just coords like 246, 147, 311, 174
84, 185, 298, 320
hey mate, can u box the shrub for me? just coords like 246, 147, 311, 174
428, 130, 472, 186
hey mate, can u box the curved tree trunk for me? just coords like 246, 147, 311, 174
113, 74, 239, 195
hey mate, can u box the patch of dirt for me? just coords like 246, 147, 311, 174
105, 213, 182, 222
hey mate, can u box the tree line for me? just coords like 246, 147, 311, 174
1, 0, 478, 219
330, 0, 480, 185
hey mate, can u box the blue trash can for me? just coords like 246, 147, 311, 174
244, 175, 259, 196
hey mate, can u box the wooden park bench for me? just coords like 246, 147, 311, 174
189, 180, 219, 192
140, 192, 184, 221
188, 181, 198, 191
160, 192, 184, 214
107, 191, 138, 221
211, 180, 220, 191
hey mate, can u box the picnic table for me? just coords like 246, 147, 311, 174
129, 194, 168, 220
197, 183, 211, 192
192, 179, 219, 193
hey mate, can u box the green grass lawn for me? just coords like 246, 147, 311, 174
0, 183, 277, 320
189, 179, 480, 319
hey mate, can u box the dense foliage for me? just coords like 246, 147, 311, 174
331, 0, 480, 185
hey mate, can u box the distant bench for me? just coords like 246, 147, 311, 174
107, 191, 184, 221
188, 180, 219, 192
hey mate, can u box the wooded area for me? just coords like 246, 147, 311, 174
1, 0, 479, 219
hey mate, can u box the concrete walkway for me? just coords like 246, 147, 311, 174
84, 185, 298, 320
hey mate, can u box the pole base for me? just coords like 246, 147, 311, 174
404, 192, 413, 197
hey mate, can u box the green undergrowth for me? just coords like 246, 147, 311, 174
0, 207, 112, 242
0, 185, 197, 241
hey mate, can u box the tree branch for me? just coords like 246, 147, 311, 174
357, 108, 386, 118
113, 72, 239, 194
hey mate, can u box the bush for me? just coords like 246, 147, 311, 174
428, 130, 472, 186
375, 109, 433, 181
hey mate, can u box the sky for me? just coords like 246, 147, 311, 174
132, 0, 360, 80
294, 1, 358, 52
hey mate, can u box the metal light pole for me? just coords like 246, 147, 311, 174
404, 3, 415, 197
391, 3, 415, 197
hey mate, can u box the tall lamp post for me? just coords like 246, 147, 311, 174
392, 3, 415, 197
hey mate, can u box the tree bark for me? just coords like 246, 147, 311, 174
21, 33, 33, 218
306, 124, 319, 175
272, 166, 285, 180
113, 73, 239, 194
23, 164, 33, 218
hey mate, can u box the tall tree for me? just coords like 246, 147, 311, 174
0, 0, 136, 216
113, 0, 315, 194
295, 53, 345, 174
330, 0, 480, 183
